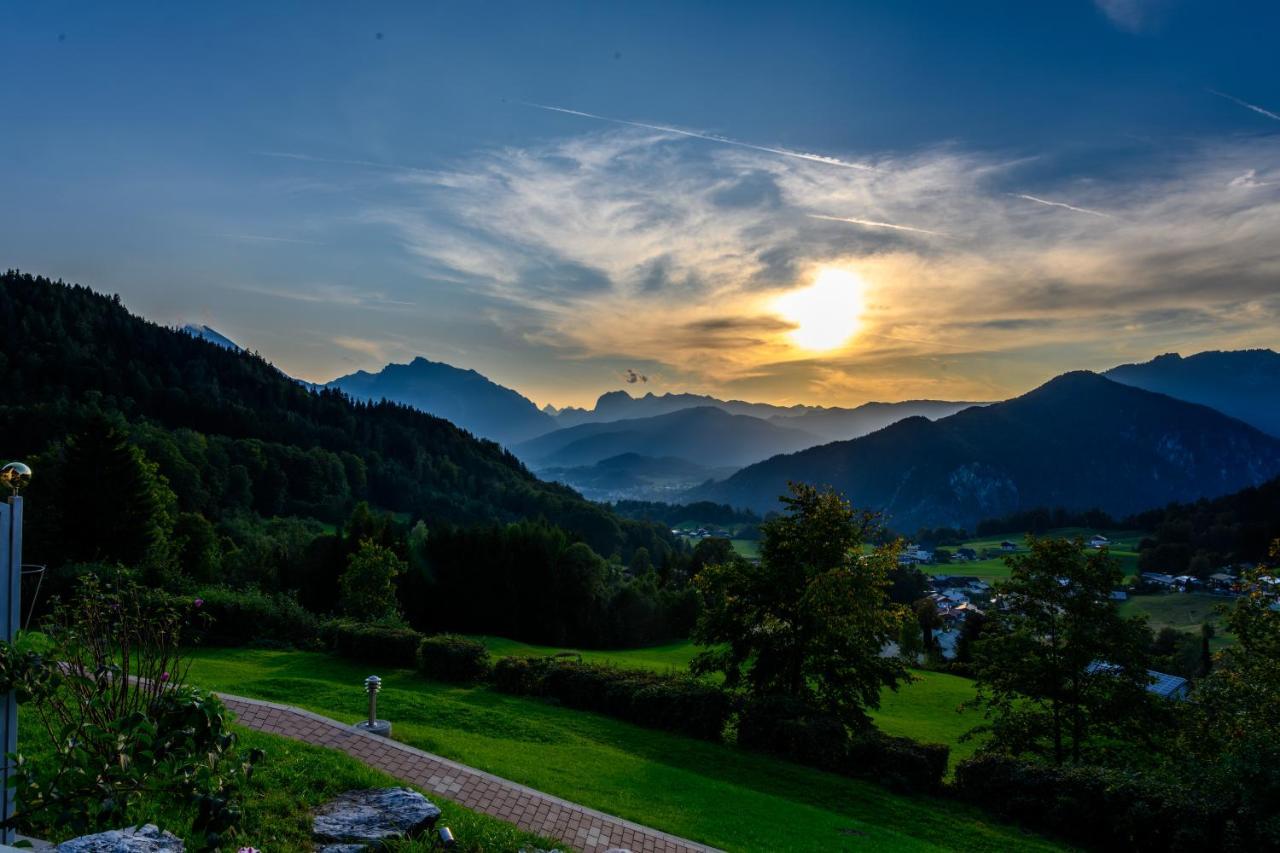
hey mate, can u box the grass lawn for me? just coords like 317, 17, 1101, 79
475, 635, 703, 674
473, 636, 983, 770
16, 715, 556, 851
186, 648, 1052, 852
729, 538, 761, 559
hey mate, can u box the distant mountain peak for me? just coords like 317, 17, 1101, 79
327, 356, 555, 446
1105, 348, 1280, 437
179, 323, 241, 352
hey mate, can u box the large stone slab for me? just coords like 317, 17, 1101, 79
312, 788, 441, 848
56, 824, 184, 852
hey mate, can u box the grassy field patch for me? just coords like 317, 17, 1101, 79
186, 648, 1051, 852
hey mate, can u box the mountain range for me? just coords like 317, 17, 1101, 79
686, 371, 1280, 531
552, 389, 981, 442
184, 318, 1280, 528
1104, 349, 1280, 438
327, 357, 556, 446
515, 406, 821, 470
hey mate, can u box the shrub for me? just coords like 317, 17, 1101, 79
491, 656, 731, 741
736, 695, 948, 793
186, 586, 320, 648
321, 619, 423, 667
7, 576, 259, 846
417, 634, 491, 683
953, 754, 1243, 851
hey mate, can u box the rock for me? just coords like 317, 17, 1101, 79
312, 787, 441, 847
56, 824, 184, 852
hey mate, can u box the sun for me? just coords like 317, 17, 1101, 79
773, 268, 867, 351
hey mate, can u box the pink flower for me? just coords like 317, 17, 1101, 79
160, 672, 170, 683
193, 598, 204, 608
237, 848, 260, 853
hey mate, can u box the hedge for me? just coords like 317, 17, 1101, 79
185, 587, 320, 649
492, 656, 731, 741
737, 694, 948, 793
953, 754, 1250, 851
321, 619, 424, 668
417, 634, 491, 683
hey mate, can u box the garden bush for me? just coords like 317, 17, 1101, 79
417, 634, 491, 683
491, 656, 731, 741
321, 619, 424, 667
6, 576, 259, 847
953, 754, 1246, 851
185, 586, 320, 649
737, 694, 948, 793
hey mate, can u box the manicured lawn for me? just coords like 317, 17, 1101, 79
474, 635, 984, 771
475, 635, 703, 674
16, 715, 555, 852
186, 648, 1054, 852
873, 670, 982, 769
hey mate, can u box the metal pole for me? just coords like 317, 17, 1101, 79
0, 495, 20, 844
365, 675, 381, 726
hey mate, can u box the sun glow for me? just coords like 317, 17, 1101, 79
773, 268, 867, 351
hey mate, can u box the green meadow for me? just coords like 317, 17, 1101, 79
185, 648, 1047, 852
935, 528, 1147, 581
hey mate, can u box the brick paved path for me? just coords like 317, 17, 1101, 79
220, 693, 718, 853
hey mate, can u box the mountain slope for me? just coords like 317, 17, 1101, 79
328, 357, 556, 446
0, 271, 668, 558
516, 406, 821, 469
1104, 349, 1280, 438
687, 372, 1280, 530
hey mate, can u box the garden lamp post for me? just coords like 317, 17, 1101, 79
355, 675, 391, 736
0, 461, 32, 844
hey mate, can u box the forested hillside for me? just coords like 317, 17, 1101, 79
0, 271, 674, 568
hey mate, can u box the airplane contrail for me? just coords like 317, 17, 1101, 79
1208, 88, 1280, 122
808, 213, 947, 237
1011, 193, 1113, 219
519, 101, 876, 171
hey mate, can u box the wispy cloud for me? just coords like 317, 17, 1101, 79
256, 150, 428, 173
283, 120, 1280, 404
1010, 193, 1114, 218
519, 101, 877, 171
235, 282, 415, 309
1094, 0, 1156, 33
1208, 89, 1280, 122
807, 213, 948, 237
219, 233, 325, 245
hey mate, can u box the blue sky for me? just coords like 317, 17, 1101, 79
3, 1, 1279, 407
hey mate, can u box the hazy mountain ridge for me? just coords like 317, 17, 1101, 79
515, 406, 821, 470
327, 356, 556, 446
553, 389, 983, 442
686, 371, 1280, 530
540, 452, 737, 503
1104, 349, 1280, 438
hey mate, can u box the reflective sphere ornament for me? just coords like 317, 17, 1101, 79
0, 461, 31, 495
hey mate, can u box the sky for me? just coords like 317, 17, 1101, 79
2, 1, 1279, 409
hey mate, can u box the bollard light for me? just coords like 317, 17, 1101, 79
364, 675, 382, 726
436, 826, 456, 849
